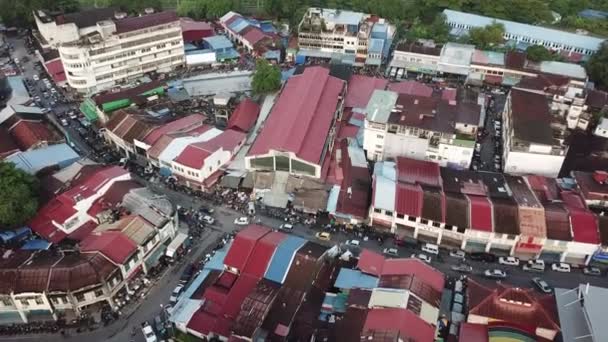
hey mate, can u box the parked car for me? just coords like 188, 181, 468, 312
32, 74, 39, 81
449, 250, 466, 260
421, 243, 439, 255
483, 269, 507, 279
141, 322, 158, 342
60, 118, 69, 126
234, 217, 249, 225
551, 262, 571, 273
169, 285, 184, 304
451, 263, 473, 273
345, 239, 360, 246
179, 265, 195, 284
383, 247, 398, 257
583, 266, 602, 276
469, 252, 497, 263
532, 277, 553, 294
411, 253, 432, 263
315, 232, 331, 241
498, 256, 520, 266
199, 206, 214, 214
279, 223, 293, 231
202, 215, 214, 224
523, 259, 545, 272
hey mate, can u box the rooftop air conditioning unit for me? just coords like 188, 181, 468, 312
114, 12, 127, 19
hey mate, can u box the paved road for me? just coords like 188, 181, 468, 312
7, 36, 93, 157
474, 92, 506, 172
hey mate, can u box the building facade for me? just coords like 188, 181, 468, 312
34, 9, 184, 94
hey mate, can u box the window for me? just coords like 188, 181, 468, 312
408, 216, 416, 222
1, 298, 11, 306
421, 219, 428, 224
20, 299, 29, 306
34, 297, 44, 305
377, 134, 384, 139
374, 208, 381, 213
396, 213, 405, 219
432, 222, 440, 228
75, 293, 85, 302
384, 210, 393, 216
94, 289, 104, 297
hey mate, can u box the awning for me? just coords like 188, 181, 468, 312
220, 174, 242, 189
241, 172, 254, 189
203, 170, 223, 188
144, 244, 167, 269
166, 232, 189, 258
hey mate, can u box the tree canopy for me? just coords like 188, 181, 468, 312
586, 42, 608, 91
177, 0, 237, 20
251, 59, 281, 95
406, 14, 450, 44
467, 22, 505, 49
525, 45, 554, 62
0, 162, 39, 229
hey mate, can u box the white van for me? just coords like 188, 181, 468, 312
422, 243, 439, 255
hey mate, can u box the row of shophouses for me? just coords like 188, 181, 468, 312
366, 157, 608, 267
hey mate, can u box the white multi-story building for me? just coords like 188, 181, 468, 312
297, 8, 395, 65
362, 89, 482, 169
33, 9, 184, 94
501, 88, 569, 178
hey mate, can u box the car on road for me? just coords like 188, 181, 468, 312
498, 256, 520, 266
451, 263, 473, 273
345, 239, 360, 246
153, 315, 166, 338
523, 259, 545, 272
551, 262, 571, 273
234, 217, 249, 225
483, 269, 507, 279
421, 243, 439, 255
315, 232, 331, 241
411, 253, 432, 263
583, 266, 602, 276
169, 285, 184, 304
532, 277, 553, 294
199, 206, 214, 214
60, 118, 69, 126
202, 215, 214, 224
279, 223, 293, 231
383, 247, 398, 257
449, 250, 466, 260
469, 252, 497, 263
141, 322, 158, 342
32, 74, 39, 81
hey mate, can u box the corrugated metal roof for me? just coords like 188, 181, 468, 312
203, 35, 234, 50
444, 9, 605, 52
380, 259, 444, 293
224, 225, 271, 271
491, 197, 520, 235
357, 249, 385, 276
233, 279, 281, 338
372, 161, 396, 211
365, 90, 399, 124
335, 268, 379, 290
344, 75, 388, 109
362, 308, 436, 342
264, 235, 306, 284
242, 231, 287, 278
395, 183, 423, 217
7, 143, 79, 175
567, 207, 599, 244
396, 157, 442, 187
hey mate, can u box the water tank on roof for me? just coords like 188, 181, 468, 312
114, 12, 127, 19
144, 8, 155, 14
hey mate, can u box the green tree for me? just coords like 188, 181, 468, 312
251, 59, 281, 95
526, 45, 554, 62
587, 42, 608, 91
0, 162, 39, 228
405, 13, 450, 43
468, 22, 505, 49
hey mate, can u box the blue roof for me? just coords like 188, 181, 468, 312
21, 239, 51, 250
264, 50, 280, 60
371, 23, 388, 40
264, 235, 306, 284
321, 292, 348, 314
0, 227, 32, 243
444, 9, 605, 52
230, 18, 249, 33
184, 43, 200, 52
260, 22, 276, 33
181, 241, 231, 299
203, 35, 234, 50
216, 48, 240, 61
334, 268, 379, 289
579, 9, 608, 20
6, 144, 79, 175
368, 38, 385, 54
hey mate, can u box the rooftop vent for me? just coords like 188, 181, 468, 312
144, 8, 155, 14
114, 12, 127, 19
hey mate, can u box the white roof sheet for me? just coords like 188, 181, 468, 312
365, 90, 398, 124
158, 128, 222, 165
539, 61, 587, 79
440, 42, 475, 67
444, 9, 605, 51
320, 9, 364, 26
373, 161, 396, 211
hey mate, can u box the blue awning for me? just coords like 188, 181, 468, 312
21, 239, 51, 250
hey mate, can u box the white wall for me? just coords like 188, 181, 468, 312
384, 134, 429, 161
504, 151, 564, 178
186, 51, 216, 66
437, 143, 473, 169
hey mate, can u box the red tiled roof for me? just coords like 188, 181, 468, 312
560, 190, 586, 208
0, 127, 20, 158
344, 75, 389, 109
93, 80, 162, 105
187, 310, 217, 336
567, 207, 599, 244
573, 171, 608, 202
467, 195, 493, 232
387, 80, 433, 97
242, 231, 287, 278
9, 120, 56, 150
248, 66, 345, 165
87, 180, 142, 217
396, 157, 441, 187
173, 129, 245, 169
227, 98, 260, 132
223, 225, 270, 271
459, 323, 489, 342
180, 18, 214, 42
45, 59, 66, 83
380, 258, 444, 292
543, 202, 572, 241
221, 274, 259, 319
395, 182, 423, 217
526, 175, 559, 202
241, 26, 268, 46
143, 114, 205, 145
79, 231, 137, 264
115, 11, 178, 34
362, 308, 436, 342
357, 249, 385, 276
67, 220, 98, 241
